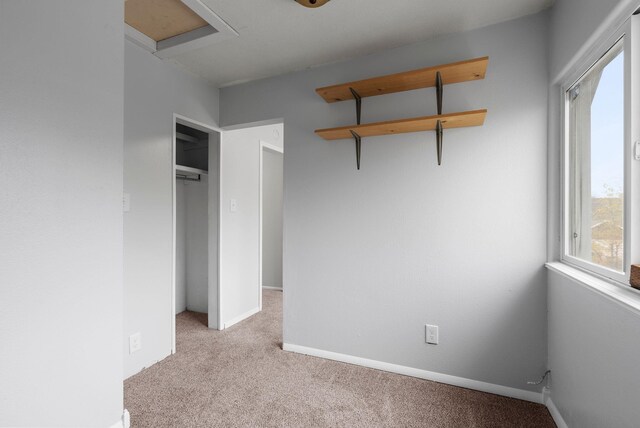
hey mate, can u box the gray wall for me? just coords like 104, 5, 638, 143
124, 41, 220, 378
176, 135, 217, 316
546, 1, 640, 426
549, 0, 638, 81
186, 179, 209, 313
221, 13, 549, 393
0, 1, 124, 426
548, 271, 640, 427
176, 181, 188, 313
262, 150, 284, 289
219, 124, 283, 326
175, 178, 210, 314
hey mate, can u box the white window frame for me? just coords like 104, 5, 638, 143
561, 17, 639, 288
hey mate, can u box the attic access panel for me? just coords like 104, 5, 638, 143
124, 0, 238, 58
125, 0, 209, 41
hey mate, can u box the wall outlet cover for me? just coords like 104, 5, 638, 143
426, 324, 439, 345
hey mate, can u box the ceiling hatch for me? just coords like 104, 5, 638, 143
124, 0, 238, 58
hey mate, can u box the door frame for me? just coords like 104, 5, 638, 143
259, 141, 284, 310
172, 113, 223, 353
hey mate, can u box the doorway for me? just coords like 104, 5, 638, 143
171, 118, 284, 351
260, 142, 284, 302
172, 114, 221, 353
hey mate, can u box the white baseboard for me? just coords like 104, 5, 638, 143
544, 396, 568, 428
224, 306, 260, 329
262, 286, 282, 291
283, 343, 543, 404
108, 409, 130, 428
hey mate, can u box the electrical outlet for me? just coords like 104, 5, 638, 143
425, 324, 439, 345
129, 332, 142, 354
230, 198, 238, 212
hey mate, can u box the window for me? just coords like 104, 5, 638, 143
566, 39, 625, 274
562, 20, 638, 285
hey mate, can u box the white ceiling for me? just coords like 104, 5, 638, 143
171, 0, 553, 87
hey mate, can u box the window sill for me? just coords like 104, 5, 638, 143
546, 262, 640, 315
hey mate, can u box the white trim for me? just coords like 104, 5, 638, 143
223, 306, 260, 329
107, 410, 130, 428
175, 114, 223, 134
552, 0, 638, 84
124, 24, 156, 53
261, 142, 284, 154
259, 143, 263, 312
217, 131, 224, 330
171, 119, 177, 354
262, 286, 283, 291
223, 118, 286, 131
156, 0, 238, 58
155, 28, 220, 59
181, 0, 238, 39
282, 343, 543, 404
544, 397, 569, 428
560, 21, 632, 284
546, 262, 640, 314
209, 130, 222, 331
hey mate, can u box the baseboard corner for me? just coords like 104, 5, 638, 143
108, 409, 130, 428
544, 395, 568, 428
223, 306, 260, 329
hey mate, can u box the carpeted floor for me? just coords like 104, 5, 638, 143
125, 290, 555, 427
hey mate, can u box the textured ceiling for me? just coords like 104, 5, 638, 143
170, 0, 553, 87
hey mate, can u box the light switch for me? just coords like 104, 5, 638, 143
129, 332, 141, 353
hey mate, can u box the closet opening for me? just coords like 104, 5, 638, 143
172, 115, 221, 353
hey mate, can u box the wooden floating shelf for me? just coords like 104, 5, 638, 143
314, 56, 489, 168
315, 110, 487, 141
316, 57, 488, 103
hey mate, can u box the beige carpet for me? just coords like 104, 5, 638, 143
125, 290, 555, 427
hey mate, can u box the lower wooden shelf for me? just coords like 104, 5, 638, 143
315, 109, 487, 141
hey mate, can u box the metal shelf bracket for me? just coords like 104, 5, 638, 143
350, 130, 362, 170
349, 87, 362, 125
435, 71, 443, 115
349, 87, 363, 170
435, 120, 443, 166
